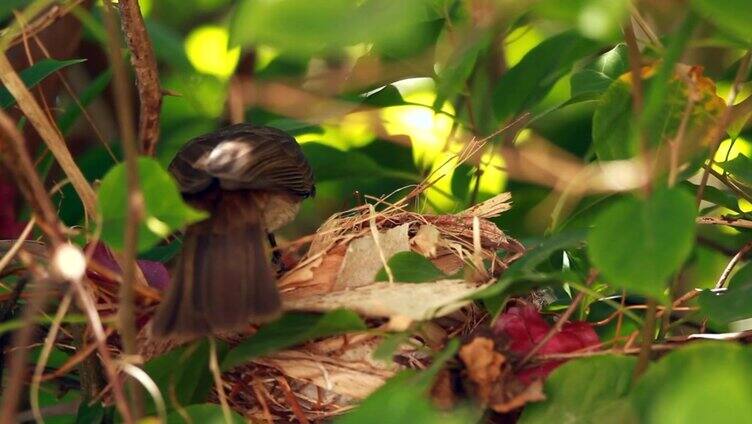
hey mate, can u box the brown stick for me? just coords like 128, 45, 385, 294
0, 52, 97, 217
117, 0, 162, 156
0, 110, 132, 424
101, 1, 144, 418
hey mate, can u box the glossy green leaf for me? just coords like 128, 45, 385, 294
375, 251, 450, 283
98, 157, 208, 253
0, 58, 85, 108
570, 44, 628, 98
493, 30, 600, 121
165, 404, 245, 424
222, 309, 367, 370
699, 263, 752, 326
519, 356, 637, 424
717, 154, 752, 186
587, 188, 697, 300
631, 342, 752, 423
301, 143, 420, 183
691, 0, 752, 46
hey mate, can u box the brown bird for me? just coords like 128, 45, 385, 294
151, 124, 315, 338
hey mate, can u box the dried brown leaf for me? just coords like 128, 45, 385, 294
459, 337, 505, 401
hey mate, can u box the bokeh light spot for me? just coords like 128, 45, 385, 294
185, 25, 240, 78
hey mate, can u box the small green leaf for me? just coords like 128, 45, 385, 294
375, 251, 450, 283
75, 400, 105, 424
591, 79, 637, 160
0, 58, 86, 108
493, 30, 601, 121
98, 157, 208, 253
717, 154, 752, 187
222, 309, 367, 370
519, 356, 637, 424
587, 188, 697, 301
165, 404, 245, 424
570, 44, 628, 98
691, 0, 752, 46
361, 85, 407, 108
373, 332, 411, 361
631, 342, 752, 423
699, 263, 752, 326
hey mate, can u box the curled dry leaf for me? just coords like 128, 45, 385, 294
459, 337, 506, 401
412, 224, 441, 257
458, 336, 546, 414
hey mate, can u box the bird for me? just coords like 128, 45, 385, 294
151, 124, 315, 338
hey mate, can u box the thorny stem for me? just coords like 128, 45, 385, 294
102, 1, 144, 417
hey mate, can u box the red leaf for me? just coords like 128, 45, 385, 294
493, 304, 599, 383
0, 178, 26, 239
87, 243, 170, 290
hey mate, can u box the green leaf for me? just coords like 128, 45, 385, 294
375, 251, 450, 283
75, 400, 105, 424
533, 0, 629, 42
301, 143, 419, 183
519, 356, 637, 424
587, 188, 697, 301
230, 0, 431, 57
373, 332, 411, 361
691, 0, 752, 46
0, 58, 85, 108
58, 69, 112, 134
222, 309, 367, 370
361, 85, 407, 108
717, 154, 752, 187
433, 32, 486, 110
165, 404, 245, 424
591, 79, 637, 160
570, 44, 628, 98
699, 263, 752, 326
143, 339, 223, 413
98, 157, 208, 253
493, 30, 600, 121
470, 230, 587, 305
631, 342, 752, 423
336, 340, 473, 424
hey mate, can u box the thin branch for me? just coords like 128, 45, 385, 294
696, 50, 752, 207
101, 1, 144, 417
117, 0, 162, 156
714, 241, 752, 289
623, 21, 644, 116
0, 52, 97, 218
633, 299, 657, 379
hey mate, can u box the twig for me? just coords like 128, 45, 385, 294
714, 241, 752, 289
277, 376, 310, 424
697, 215, 752, 229
0, 52, 97, 218
101, 1, 144, 417
623, 22, 644, 116
117, 0, 162, 156
209, 338, 233, 424
633, 299, 657, 379
521, 270, 596, 364
696, 50, 752, 207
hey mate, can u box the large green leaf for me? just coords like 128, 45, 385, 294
699, 263, 752, 327
717, 154, 752, 187
0, 58, 85, 108
587, 188, 697, 301
98, 157, 208, 253
519, 356, 637, 424
591, 79, 638, 160
222, 309, 367, 370
301, 143, 420, 183
230, 0, 432, 57
493, 30, 600, 121
165, 404, 245, 424
570, 44, 628, 99
631, 342, 752, 423
691, 0, 752, 46
375, 251, 452, 283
